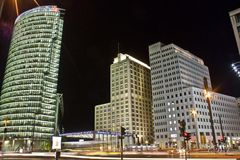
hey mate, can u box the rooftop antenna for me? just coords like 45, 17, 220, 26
117, 42, 121, 60
117, 42, 120, 53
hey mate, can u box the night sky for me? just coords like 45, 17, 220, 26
0, 0, 240, 132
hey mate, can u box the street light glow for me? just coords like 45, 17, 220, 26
191, 109, 197, 116
204, 89, 211, 99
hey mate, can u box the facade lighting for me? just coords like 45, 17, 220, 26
0, 6, 64, 146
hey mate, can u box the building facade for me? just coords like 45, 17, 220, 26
0, 6, 64, 147
149, 42, 240, 149
94, 103, 111, 131
229, 8, 240, 55
95, 53, 153, 145
177, 87, 240, 149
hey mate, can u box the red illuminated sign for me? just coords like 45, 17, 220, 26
52, 6, 59, 12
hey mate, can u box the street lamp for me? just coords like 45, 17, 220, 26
203, 89, 217, 149
203, 77, 217, 151
191, 109, 200, 149
203, 77, 217, 150
219, 116, 226, 148
204, 90, 211, 99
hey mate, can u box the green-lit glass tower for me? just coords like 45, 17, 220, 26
0, 6, 64, 147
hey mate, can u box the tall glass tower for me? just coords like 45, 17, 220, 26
0, 6, 64, 144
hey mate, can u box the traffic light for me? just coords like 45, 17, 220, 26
186, 132, 191, 141
121, 126, 126, 136
183, 132, 191, 141
179, 120, 186, 136
183, 131, 188, 137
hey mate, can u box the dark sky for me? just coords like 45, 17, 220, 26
0, 0, 240, 132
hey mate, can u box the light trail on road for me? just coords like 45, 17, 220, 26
1, 152, 238, 160
61, 154, 237, 160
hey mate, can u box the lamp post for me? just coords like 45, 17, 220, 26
203, 77, 217, 150
219, 115, 226, 150
219, 116, 224, 140
191, 109, 200, 149
204, 90, 217, 150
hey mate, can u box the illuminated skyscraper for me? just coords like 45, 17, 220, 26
0, 6, 64, 145
95, 53, 153, 145
149, 42, 240, 149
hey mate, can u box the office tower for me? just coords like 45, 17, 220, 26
149, 42, 240, 149
0, 6, 64, 146
229, 8, 240, 55
95, 53, 153, 144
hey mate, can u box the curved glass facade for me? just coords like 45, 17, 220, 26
0, 6, 64, 140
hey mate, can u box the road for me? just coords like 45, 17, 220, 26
0, 152, 239, 160
0, 157, 239, 160
0, 158, 238, 160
